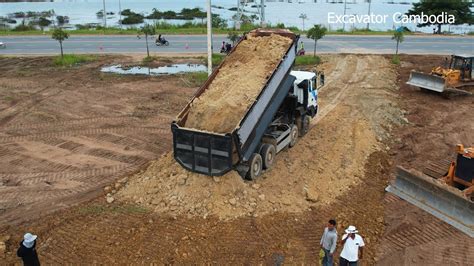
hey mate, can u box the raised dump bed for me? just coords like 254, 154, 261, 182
171, 29, 323, 179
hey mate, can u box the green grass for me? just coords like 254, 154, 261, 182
182, 71, 208, 87
142, 56, 155, 64
53, 54, 96, 66
468, 31, 474, 36
295, 55, 321, 66
391, 54, 400, 65
211, 53, 225, 66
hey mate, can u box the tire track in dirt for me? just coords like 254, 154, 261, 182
313, 55, 369, 125
0, 126, 169, 144
3, 113, 172, 132
377, 194, 473, 265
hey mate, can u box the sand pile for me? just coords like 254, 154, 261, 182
185, 34, 293, 133
115, 55, 402, 220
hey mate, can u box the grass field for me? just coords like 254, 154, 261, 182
53, 54, 97, 66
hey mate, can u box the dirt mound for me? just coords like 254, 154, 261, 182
117, 54, 404, 220
185, 34, 293, 133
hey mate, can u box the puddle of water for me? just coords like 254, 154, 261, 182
101, 64, 207, 75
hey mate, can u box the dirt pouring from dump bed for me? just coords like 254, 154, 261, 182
184, 34, 293, 133
116, 54, 405, 221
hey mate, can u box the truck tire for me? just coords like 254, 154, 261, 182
289, 125, 298, 148
260, 144, 276, 169
246, 153, 263, 180
297, 115, 310, 137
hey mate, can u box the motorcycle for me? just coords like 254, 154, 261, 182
155, 38, 169, 46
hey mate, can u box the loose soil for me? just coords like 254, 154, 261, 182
1, 54, 471, 265
185, 34, 293, 133
117, 54, 403, 221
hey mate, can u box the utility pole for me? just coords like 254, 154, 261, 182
366, 0, 371, 30
260, 0, 265, 27
118, 0, 122, 29
342, 0, 347, 31
102, 0, 107, 29
299, 13, 307, 31
207, 0, 212, 76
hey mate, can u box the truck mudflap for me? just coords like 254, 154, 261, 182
171, 123, 233, 176
406, 71, 446, 92
386, 166, 473, 237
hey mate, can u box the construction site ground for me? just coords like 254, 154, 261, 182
0, 54, 472, 264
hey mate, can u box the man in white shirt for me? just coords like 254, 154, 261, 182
339, 225, 364, 266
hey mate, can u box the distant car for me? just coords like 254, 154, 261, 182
0, 42, 5, 49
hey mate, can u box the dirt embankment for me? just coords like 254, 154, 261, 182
117, 54, 405, 222
185, 34, 293, 133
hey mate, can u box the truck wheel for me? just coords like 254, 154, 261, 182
246, 153, 263, 180
260, 144, 276, 169
289, 125, 298, 148
297, 115, 310, 136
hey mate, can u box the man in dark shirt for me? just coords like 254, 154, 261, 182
17, 233, 40, 266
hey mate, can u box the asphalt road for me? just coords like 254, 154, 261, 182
0, 34, 472, 55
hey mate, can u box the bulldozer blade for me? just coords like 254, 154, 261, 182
406, 71, 446, 93
386, 166, 473, 237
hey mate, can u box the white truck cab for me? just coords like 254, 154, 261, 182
290, 70, 324, 117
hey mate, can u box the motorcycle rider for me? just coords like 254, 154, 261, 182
156, 34, 167, 45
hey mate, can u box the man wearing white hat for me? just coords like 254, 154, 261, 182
16, 232, 40, 266
339, 225, 364, 266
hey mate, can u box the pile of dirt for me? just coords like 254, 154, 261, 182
117, 54, 404, 220
185, 34, 293, 133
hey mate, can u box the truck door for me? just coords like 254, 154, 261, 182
308, 78, 318, 108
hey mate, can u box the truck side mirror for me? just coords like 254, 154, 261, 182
320, 74, 325, 86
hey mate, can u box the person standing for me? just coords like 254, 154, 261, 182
320, 219, 337, 266
17, 233, 40, 266
339, 225, 364, 266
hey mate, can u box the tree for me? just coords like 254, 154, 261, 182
212, 14, 228, 29
299, 13, 307, 31
406, 0, 472, 34
56, 15, 67, 25
307, 25, 327, 57
38, 17, 52, 30
140, 24, 155, 57
392, 28, 405, 55
52, 28, 69, 58
227, 31, 240, 45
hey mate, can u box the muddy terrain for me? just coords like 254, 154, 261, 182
0, 54, 472, 265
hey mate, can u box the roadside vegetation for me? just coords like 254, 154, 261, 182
295, 55, 321, 66
1, 1, 471, 36
307, 24, 327, 57
182, 72, 209, 87
391, 55, 400, 65
53, 54, 96, 67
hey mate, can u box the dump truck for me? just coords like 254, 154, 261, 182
171, 29, 324, 180
407, 54, 473, 95
386, 144, 473, 237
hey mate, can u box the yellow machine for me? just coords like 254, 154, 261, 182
386, 144, 474, 237
407, 54, 473, 94
443, 144, 474, 199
